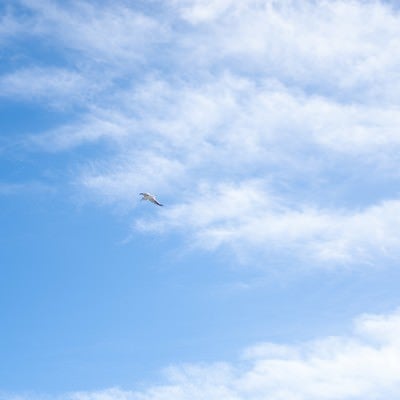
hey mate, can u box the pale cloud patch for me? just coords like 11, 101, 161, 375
0, 8, 26, 42
172, 0, 238, 23
0, 181, 54, 195
29, 109, 134, 151
19, 0, 167, 65
0, 67, 91, 106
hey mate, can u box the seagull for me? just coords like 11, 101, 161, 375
139, 192, 163, 206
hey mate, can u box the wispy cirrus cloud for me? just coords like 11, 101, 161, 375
135, 180, 400, 265
4, 0, 400, 267
28, 109, 135, 151
19, 72, 400, 173
18, 0, 168, 65
172, 0, 400, 103
32, 71, 400, 265
0, 67, 93, 107
0, 0, 167, 106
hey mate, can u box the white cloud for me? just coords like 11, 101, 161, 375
49, 72, 399, 265
171, 0, 238, 23
0, 0, 167, 108
171, 0, 400, 104
0, 67, 92, 106
28, 109, 135, 151
135, 180, 400, 265
5, 0, 400, 267
12, 0, 400, 103
6, 308, 400, 400
18, 0, 167, 66
42, 71, 400, 156
20, 72, 400, 168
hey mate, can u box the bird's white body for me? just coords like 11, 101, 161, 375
139, 192, 163, 206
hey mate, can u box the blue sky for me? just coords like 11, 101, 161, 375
2, 0, 400, 399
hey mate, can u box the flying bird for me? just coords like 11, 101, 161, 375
139, 192, 163, 206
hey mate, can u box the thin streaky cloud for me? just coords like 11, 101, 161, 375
34, 73, 400, 158
4, 0, 400, 269
18, 0, 168, 65
171, 0, 400, 105
28, 109, 136, 151
135, 181, 400, 265
0, 67, 92, 106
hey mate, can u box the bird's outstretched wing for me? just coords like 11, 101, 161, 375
150, 198, 163, 206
